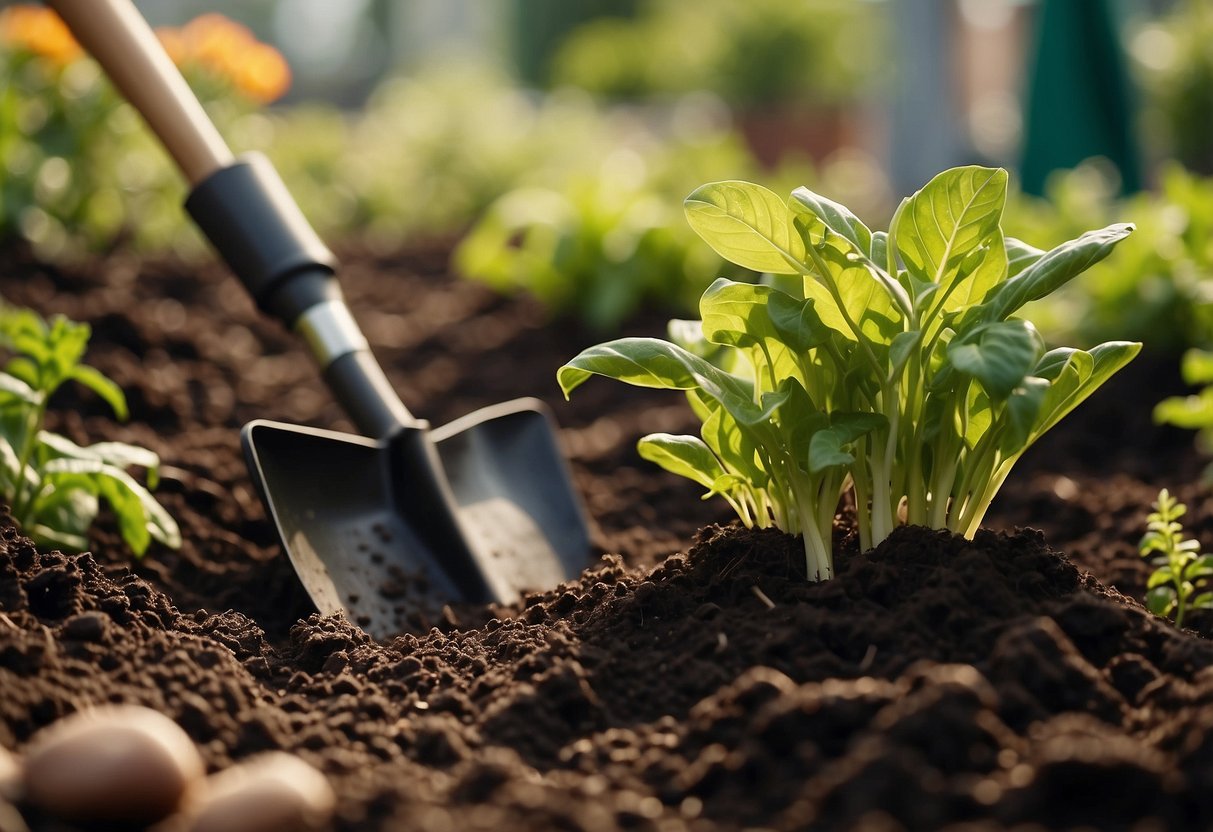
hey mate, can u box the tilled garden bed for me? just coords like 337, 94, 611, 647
2, 242, 1212, 831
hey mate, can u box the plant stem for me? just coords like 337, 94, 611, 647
10, 399, 45, 524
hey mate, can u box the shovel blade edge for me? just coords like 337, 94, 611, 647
242, 419, 468, 638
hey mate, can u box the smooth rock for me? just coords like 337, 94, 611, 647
23, 705, 204, 825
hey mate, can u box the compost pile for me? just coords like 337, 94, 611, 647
2, 243, 1213, 831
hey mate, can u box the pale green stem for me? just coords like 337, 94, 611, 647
10, 399, 46, 525
853, 463, 873, 552
959, 459, 1016, 538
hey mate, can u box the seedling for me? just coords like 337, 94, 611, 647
559, 167, 1139, 579
1139, 488, 1213, 628
0, 305, 180, 555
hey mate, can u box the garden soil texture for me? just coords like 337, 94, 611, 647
3, 242, 1213, 831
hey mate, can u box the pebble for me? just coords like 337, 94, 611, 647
23, 705, 204, 826
179, 751, 336, 832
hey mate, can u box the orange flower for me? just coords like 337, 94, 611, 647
172, 13, 291, 103
233, 41, 291, 103
0, 5, 82, 66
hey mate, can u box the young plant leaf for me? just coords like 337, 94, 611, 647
808, 413, 887, 474
892, 166, 1007, 317
978, 223, 1135, 322
637, 433, 727, 491
561, 166, 1139, 580
684, 181, 804, 274
946, 320, 1044, 402
789, 186, 873, 255
0, 306, 179, 556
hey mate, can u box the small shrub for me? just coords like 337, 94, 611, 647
0, 305, 180, 556
560, 167, 1138, 579
1139, 488, 1213, 628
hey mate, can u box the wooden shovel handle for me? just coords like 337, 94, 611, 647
46, 0, 234, 185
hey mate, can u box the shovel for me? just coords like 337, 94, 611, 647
48, 0, 592, 639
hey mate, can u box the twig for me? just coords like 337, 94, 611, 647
750, 585, 775, 610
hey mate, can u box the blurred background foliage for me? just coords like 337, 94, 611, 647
0, 0, 1212, 341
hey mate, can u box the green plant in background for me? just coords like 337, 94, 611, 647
1139, 488, 1213, 628
0, 305, 180, 556
550, 0, 880, 108
1130, 0, 1213, 176
1004, 162, 1213, 352
1154, 349, 1213, 482
453, 122, 794, 329
0, 7, 288, 260
559, 167, 1139, 579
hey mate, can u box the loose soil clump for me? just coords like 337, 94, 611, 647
1, 243, 1211, 831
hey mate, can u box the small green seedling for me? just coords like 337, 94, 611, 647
1140, 488, 1213, 629
0, 305, 180, 556
559, 167, 1139, 580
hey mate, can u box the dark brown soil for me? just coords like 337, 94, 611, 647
1, 241, 1211, 831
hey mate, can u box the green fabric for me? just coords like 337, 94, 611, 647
1020, 0, 1142, 195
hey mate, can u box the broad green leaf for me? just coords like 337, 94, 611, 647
1139, 531, 1170, 556
871, 231, 889, 272
938, 234, 1007, 314
1155, 390, 1213, 431
766, 291, 833, 353
801, 244, 901, 345
808, 412, 887, 474
1005, 237, 1046, 276
789, 186, 873, 254
0, 372, 40, 406
701, 405, 768, 487
70, 366, 128, 421
700, 279, 778, 348
1192, 592, 1213, 609
2, 357, 39, 389
667, 319, 707, 352
637, 434, 726, 490
888, 331, 921, 383
777, 379, 828, 464
1029, 341, 1141, 443
1002, 377, 1050, 454
978, 223, 1135, 322
893, 166, 1007, 315
1181, 349, 1213, 386
42, 459, 181, 554
790, 199, 913, 322
30, 484, 98, 549
1147, 565, 1175, 588
684, 181, 804, 274
1035, 347, 1092, 382
35, 434, 160, 488
1183, 554, 1213, 580
947, 320, 1044, 402
963, 386, 993, 448
558, 337, 760, 425
29, 524, 90, 553
1147, 586, 1176, 616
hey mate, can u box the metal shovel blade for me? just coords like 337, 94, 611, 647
242, 398, 591, 639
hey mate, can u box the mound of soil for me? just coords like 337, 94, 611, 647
1, 242, 1211, 831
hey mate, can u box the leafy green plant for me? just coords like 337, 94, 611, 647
1154, 348, 1213, 483
0, 7, 287, 260
550, 0, 880, 108
559, 167, 1139, 579
1004, 162, 1213, 351
0, 306, 180, 556
452, 126, 784, 330
1139, 488, 1213, 628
